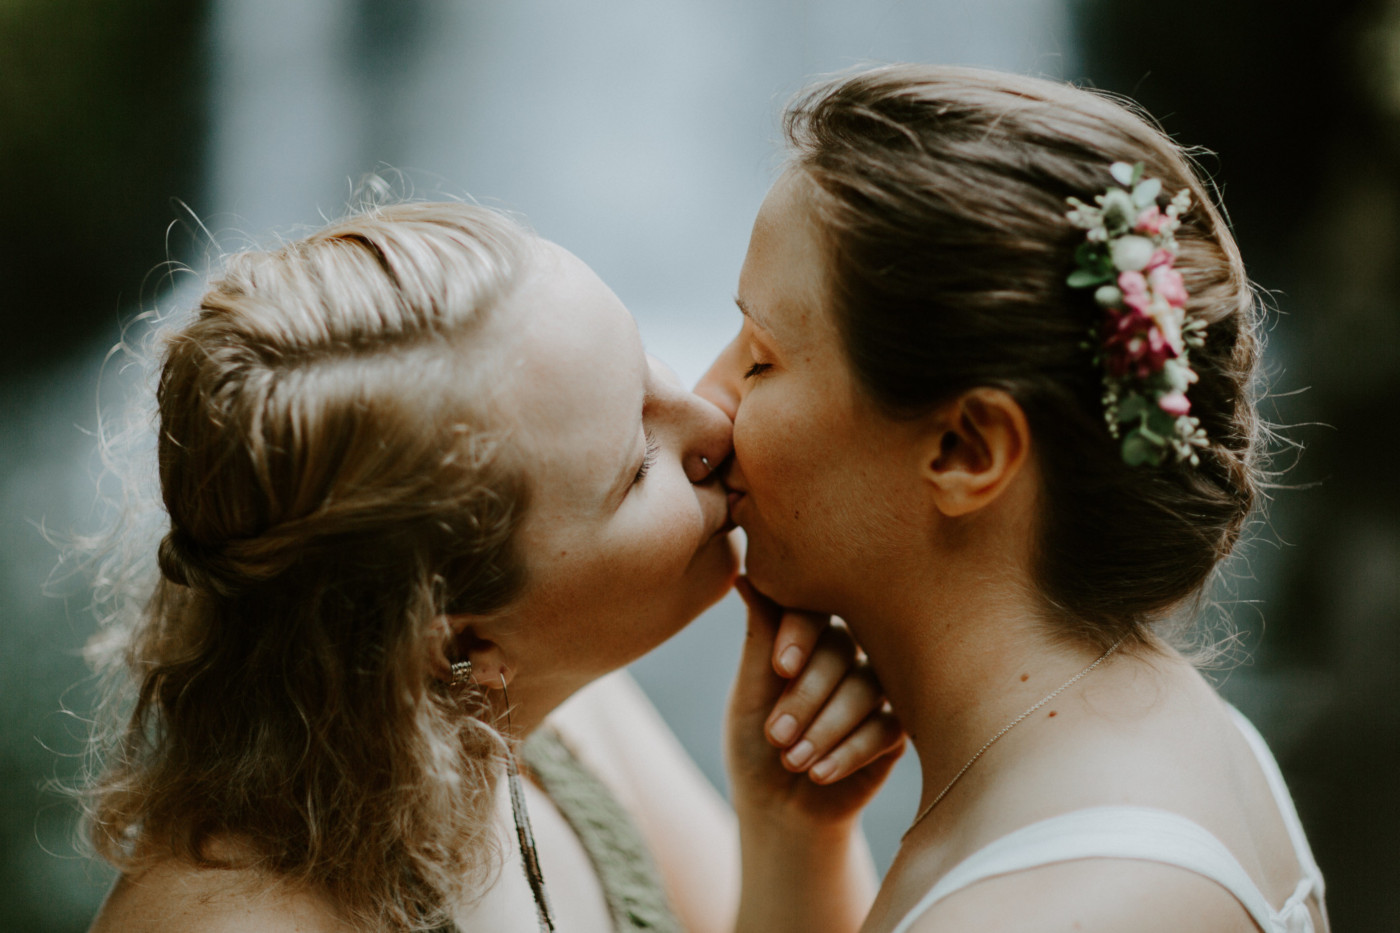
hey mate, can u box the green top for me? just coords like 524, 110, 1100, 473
521, 728, 683, 933
438, 729, 683, 932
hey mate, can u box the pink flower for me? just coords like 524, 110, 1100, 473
1144, 247, 1175, 271
1134, 206, 1165, 234
1102, 308, 1177, 378
1149, 265, 1188, 308
1118, 271, 1150, 313
1158, 391, 1192, 416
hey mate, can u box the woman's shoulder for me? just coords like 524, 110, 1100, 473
892, 657, 1319, 933
90, 857, 347, 933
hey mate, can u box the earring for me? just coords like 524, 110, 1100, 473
700, 455, 712, 470
501, 673, 555, 932
450, 659, 473, 686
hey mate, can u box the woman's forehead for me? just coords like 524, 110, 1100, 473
490, 240, 645, 491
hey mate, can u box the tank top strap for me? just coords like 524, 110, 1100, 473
1225, 704, 1326, 898
888, 806, 1279, 933
521, 727, 683, 933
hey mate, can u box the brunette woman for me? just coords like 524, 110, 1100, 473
701, 65, 1327, 933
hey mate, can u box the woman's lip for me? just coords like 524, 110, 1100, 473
704, 488, 735, 540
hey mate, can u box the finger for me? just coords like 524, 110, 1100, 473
729, 577, 787, 715
772, 608, 828, 678
779, 665, 880, 769
805, 711, 906, 785
765, 625, 858, 749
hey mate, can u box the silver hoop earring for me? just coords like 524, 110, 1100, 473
450, 659, 473, 686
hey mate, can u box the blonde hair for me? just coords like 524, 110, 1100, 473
84, 201, 535, 930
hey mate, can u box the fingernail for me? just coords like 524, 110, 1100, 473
769, 713, 798, 745
777, 645, 803, 676
810, 758, 836, 782
786, 739, 814, 769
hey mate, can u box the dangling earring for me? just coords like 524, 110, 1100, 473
449, 659, 474, 686
501, 673, 555, 932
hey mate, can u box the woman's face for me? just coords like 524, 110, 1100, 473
486, 240, 738, 692
697, 171, 926, 613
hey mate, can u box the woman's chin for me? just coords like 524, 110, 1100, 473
739, 547, 815, 612
683, 528, 743, 617
711, 531, 743, 600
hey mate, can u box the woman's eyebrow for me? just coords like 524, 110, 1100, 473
734, 295, 776, 333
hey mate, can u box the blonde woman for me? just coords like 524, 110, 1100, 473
82, 202, 903, 933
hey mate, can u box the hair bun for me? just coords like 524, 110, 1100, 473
157, 526, 233, 595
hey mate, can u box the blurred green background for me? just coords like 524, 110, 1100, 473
2, 1, 1396, 931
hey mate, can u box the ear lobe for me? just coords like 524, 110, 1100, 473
921, 389, 1030, 517
431, 614, 515, 688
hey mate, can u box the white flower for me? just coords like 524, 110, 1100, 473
1101, 188, 1137, 232
1110, 235, 1156, 271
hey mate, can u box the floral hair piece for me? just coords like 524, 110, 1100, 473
1066, 161, 1208, 467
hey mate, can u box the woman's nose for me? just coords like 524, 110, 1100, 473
681, 392, 733, 483
647, 355, 734, 483
694, 335, 743, 422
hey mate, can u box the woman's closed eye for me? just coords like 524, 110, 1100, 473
633, 430, 660, 484
743, 362, 772, 379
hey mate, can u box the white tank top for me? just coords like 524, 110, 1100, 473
889, 708, 1326, 933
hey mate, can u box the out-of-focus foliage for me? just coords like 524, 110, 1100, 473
0, 0, 206, 379
1076, 1, 1400, 928
0, 4, 206, 930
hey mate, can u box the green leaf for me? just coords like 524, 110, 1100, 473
1074, 242, 1113, 276
1110, 162, 1136, 186
1146, 406, 1177, 437
1121, 431, 1163, 467
1068, 268, 1111, 288
1117, 394, 1148, 423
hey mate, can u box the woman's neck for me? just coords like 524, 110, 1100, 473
838, 553, 1113, 825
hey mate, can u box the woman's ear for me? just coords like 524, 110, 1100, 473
920, 388, 1030, 517
430, 614, 515, 688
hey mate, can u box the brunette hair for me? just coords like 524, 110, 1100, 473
83, 201, 533, 930
784, 65, 1262, 648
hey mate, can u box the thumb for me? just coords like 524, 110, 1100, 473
729, 577, 786, 716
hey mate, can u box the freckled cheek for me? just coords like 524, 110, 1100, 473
734, 409, 810, 498
619, 494, 706, 572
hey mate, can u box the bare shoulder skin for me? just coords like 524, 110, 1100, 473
90, 857, 348, 933
866, 654, 1328, 933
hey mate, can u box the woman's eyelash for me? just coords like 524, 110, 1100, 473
743, 362, 772, 379
634, 431, 659, 484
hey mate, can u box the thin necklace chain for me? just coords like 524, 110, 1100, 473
902, 636, 1125, 841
